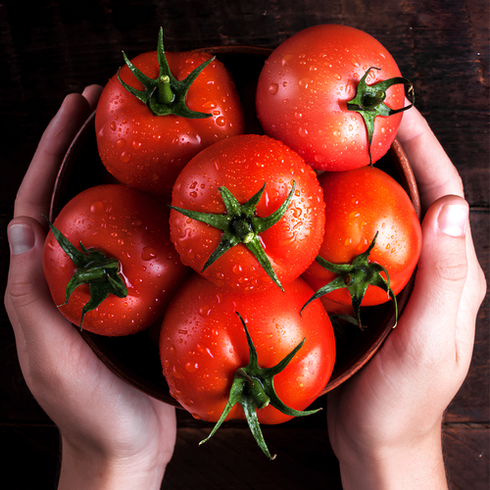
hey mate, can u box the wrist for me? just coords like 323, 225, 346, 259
335, 424, 448, 490
57, 436, 170, 490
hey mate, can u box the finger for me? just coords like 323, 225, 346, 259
397, 107, 464, 210
4, 218, 88, 380
391, 195, 472, 381
14, 92, 93, 222
82, 84, 103, 111
5, 217, 80, 342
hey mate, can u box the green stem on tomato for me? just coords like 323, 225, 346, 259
117, 26, 215, 118
45, 217, 128, 329
347, 66, 415, 165
199, 312, 321, 460
169, 181, 295, 292
301, 232, 398, 330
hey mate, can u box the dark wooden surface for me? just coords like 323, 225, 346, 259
0, 1, 488, 489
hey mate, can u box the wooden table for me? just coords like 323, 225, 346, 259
0, 1, 488, 488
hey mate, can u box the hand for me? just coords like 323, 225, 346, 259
326, 107, 486, 489
5, 87, 177, 490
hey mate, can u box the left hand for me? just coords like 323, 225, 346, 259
5, 86, 177, 490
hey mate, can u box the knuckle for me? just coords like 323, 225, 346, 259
433, 253, 468, 284
6, 275, 40, 309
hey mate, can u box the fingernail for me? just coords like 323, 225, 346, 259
438, 203, 469, 237
8, 223, 36, 255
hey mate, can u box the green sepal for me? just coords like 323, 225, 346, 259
199, 312, 321, 460
347, 66, 415, 165
301, 232, 398, 330
45, 218, 128, 329
169, 181, 296, 291
117, 26, 215, 118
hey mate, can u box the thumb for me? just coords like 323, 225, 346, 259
6, 217, 46, 308
392, 194, 471, 381
415, 195, 469, 326
5, 217, 73, 361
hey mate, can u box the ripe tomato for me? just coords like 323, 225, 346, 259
159, 273, 335, 425
256, 24, 412, 171
302, 166, 421, 324
168, 133, 326, 292
43, 184, 189, 336
95, 29, 244, 196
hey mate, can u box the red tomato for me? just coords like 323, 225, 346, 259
256, 24, 410, 171
95, 31, 244, 196
43, 184, 189, 336
302, 166, 421, 314
159, 273, 335, 425
168, 133, 326, 292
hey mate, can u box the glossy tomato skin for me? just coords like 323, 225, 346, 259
302, 166, 422, 308
95, 50, 245, 196
43, 184, 190, 336
256, 24, 405, 171
169, 133, 326, 292
159, 273, 335, 424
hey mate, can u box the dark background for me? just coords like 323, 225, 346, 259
0, 1, 488, 488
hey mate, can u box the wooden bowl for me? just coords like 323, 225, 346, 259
49, 46, 421, 405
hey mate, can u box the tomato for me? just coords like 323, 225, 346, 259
159, 273, 335, 434
255, 24, 413, 171
43, 184, 189, 336
168, 133, 326, 292
95, 29, 245, 196
301, 166, 421, 326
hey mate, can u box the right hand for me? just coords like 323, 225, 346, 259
326, 106, 486, 490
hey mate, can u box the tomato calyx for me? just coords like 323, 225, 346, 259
347, 67, 415, 164
45, 218, 128, 329
302, 232, 398, 329
117, 27, 215, 118
170, 181, 296, 291
199, 312, 320, 460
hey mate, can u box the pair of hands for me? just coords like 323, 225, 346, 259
5, 86, 486, 489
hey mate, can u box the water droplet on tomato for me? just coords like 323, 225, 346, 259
281, 54, 293, 67
232, 263, 243, 274
120, 152, 130, 163
268, 83, 278, 95
292, 207, 302, 218
198, 305, 212, 317
185, 361, 199, 373
110, 121, 117, 131
141, 246, 158, 261
90, 201, 105, 214
298, 78, 310, 90
116, 138, 126, 148
216, 116, 226, 127
314, 153, 327, 164
172, 365, 183, 379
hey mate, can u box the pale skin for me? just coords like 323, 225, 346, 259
327, 105, 487, 489
5, 87, 177, 490
5, 87, 486, 489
